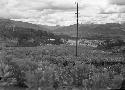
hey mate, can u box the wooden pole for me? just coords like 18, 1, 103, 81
76, 2, 79, 57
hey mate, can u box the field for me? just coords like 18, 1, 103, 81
0, 44, 125, 90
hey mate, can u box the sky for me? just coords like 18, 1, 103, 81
0, 0, 125, 26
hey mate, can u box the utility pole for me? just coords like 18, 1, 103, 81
75, 2, 79, 57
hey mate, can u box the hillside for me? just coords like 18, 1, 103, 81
0, 19, 63, 47
0, 19, 63, 33
39, 25, 62, 31
0, 19, 48, 31
53, 23, 125, 40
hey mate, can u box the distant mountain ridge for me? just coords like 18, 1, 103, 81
0, 18, 125, 41
52, 23, 125, 40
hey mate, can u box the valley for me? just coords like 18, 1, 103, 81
0, 19, 125, 90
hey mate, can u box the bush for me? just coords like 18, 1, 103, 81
97, 39, 125, 50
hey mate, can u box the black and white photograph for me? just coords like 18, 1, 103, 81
0, 0, 125, 90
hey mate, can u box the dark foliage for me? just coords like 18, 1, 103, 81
0, 76, 2, 80
120, 79, 125, 89
0, 25, 63, 47
97, 39, 125, 50
53, 80, 59, 90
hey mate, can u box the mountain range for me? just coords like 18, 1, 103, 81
0, 18, 125, 41
52, 23, 125, 40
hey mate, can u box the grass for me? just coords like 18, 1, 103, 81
0, 86, 26, 90
0, 86, 109, 90
4, 45, 123, 60
0, 44, 124, 90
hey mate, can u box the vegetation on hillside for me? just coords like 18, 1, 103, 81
0, 19, 63, 47
53, 23, 125, 40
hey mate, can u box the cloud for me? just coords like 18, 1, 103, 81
100, 5, 125, 14
100, 0, 125, 14
109, 0, 125, 5
0, 0, 125, 26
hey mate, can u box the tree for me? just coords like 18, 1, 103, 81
97, 39, 125, 50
